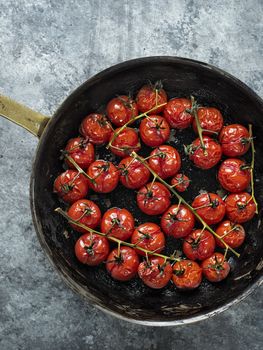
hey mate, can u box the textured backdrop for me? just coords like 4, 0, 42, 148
0, 1, 262, 349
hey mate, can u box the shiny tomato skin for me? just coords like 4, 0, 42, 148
139, 115, 170, 147
131, 223, 165, 256
188, 136, 222, 169
219, 124, 250, 157
106, 95, 138, 126
79, 113, 112, 145
53, 170, 89, 203
109, 127, 141, 158
161, 204, 195, 238
172, 260, 202, 290
225, 192, 256, 223
101, 207, 134, 241
87, 160, 119, 193
171, 173, 190, 192
67, 199, 101, 233
163, 98, 193, 129
148, 145, 181, 179
106, 246, 139, 281
138, 257, 172, 289
136, 84, 167, 114
137, 182, 171, 215
118, 156, 150, 189
192, 193, 226, 226
65, 137, 95, 169
215, 220, 246, 248
193, 107, 223, 135
183, 229, 215, 261
75, 232, 109, 266
218, 158, 251, 193
202, 253, 230, 282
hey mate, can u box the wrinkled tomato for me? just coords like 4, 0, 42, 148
193, 107, 223, 135
106, 95, 138, 126
148, 145, 181, 179
136, 83, 167, 114
139, 115, 170, 147
225, 192, 256, 223
118, 156, 150, 189
215, 220, 246, 248
183, 229, 215, 261
109, 127, 140, 158
172, 260, 202, 289
80, 113, 112, 145
138, 257, 172, 289
202, 253, 230, 282
163, 98, 193, 129
87, 160, 119, 193
101, 207, 134, 241
192, 192, 226, 225
137, 182, 171, 215
219, 124, 250, 157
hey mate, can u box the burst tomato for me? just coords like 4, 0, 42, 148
219, 124, 250, 157
215, 220, 246, 248
202, 253, 230, 282
139, 115, 170, 147
118, 156, 150, 189
148, 145, 181, 179
171, 173, 190, 192
109, 127, 140, 158
138, 257, 172, 289
225, 192, 256, 223
101, 207, 134, 241
192, 192, 226, 225
106, 95, 138, 126
64, 137, 95, 169
193, 107, 223, 135
136, 83, 167, 114
79, 113, 112, 145
131, 223, 165, 256
87, 160, 119, 193
183, 229, 215, 261
172, 260, 202, 290
137, 182, 171, 215
163, 98, 193, 129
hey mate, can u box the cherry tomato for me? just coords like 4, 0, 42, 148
219, 124, 250, 157
53, 170, 89, 203
75, 232, 109, 266
218, 158, 251, 193
109, 127, 141, 158
202, 253, 230, 282
131, 223, 165, 256
87, 160, 119, 193
137, 182, 171, 215
106, 246, 139, 281
192, 192, 226, 226
138, 257, 172, 289
139, 115, 170, 147
187, 136, 222, 169
183, 229, 215, 261
172, 260, 202, 290
193, 107, 223, 135
79, 113, 112, 145
161, 204, 195, 238
171, 173, 190, 192
106, 95, 138, 126
118, 156, 150, 189
65, 137, 95, 169
67, 199, 101, 233
136, 83, 167, 114
101, 207, 134, 241
163, 98, 193, 129
215, 220, 246, 248
148, 145, 181, 179
225, 192, 256, 223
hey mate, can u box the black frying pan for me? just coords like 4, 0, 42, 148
1, 56, 263, 326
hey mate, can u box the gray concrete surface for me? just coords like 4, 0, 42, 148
0, 0, 262, 349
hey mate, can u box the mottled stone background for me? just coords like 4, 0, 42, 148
0, 0, 262, 349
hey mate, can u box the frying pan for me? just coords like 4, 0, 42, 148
1, 56, 263, 326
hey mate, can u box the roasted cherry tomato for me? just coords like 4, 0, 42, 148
163, 98, 193, 129
218, 158, 251, 193
139, 115, 170, 147
87, 160, 119, 193
137, 182, 171, 215
161, 204, 195, 238
106, 95, 138, 126
219, 124, 250, 157
171, 173, 190, 192
225, 192, 256, 223
65, 137, 95, 169
187, 136, 222, 169
215, 220, 246, 248
75, 232, 109, 266
53, 170, 89, 203
101, 207, 134, 241
138, 257, 172, 289
118, 156, 150, 189
109, 127, 141, 158
193, 107, 223, 135
136, 83, 167, 114
183, 229, 215, 261
148, 145, 181, 179
192, 192, 226, 226
106, 246, 139, 281
79, 113, 112, 145
67, 199, 101, 233
202, 253, 230, 282
172, 260, 202, 290
131, 223, 165, 256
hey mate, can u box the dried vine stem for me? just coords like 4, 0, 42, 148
249, 124, 258, 213
190, 96, 207, 153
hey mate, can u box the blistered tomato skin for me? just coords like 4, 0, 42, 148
148, 145, 181, 179
106, 95, 138, 127
215, 220, 246, 248
171, 173, 190, 192
138, 257, 172, 289
79, 113, 112, 145
183, 229, 215, 261
87, 160, 119, 193
218, 158, 251, 193
131, 223, 165, 256
161, 205, 195, 238
137, 182, 171, 215
188, 136, 222, 169
225, 192, 256, 223
219, 124, 250, 157
163, 98, 193, 129
202, 253, 230, 282
193, 107, 223, 135
139, 115, 170, 147
101, 207, 134, 241
118, 156, 150, 189
172, 260, 202, 290
109, 127, 141, 158
65, 137, 95, 169
136, 84, 167, 114
75, 233, 109, 266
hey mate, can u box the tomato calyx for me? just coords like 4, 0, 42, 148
94, 161, 110, 173
61, 183, 74, 193
84, 242, 95, 256
97, 115, 110, 128
237, 201, 248, 210
173, 266, 185, 276
137, 229, 151, 240
185, 235, 202, 250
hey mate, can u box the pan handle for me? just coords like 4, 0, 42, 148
0, 94, 50, 138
